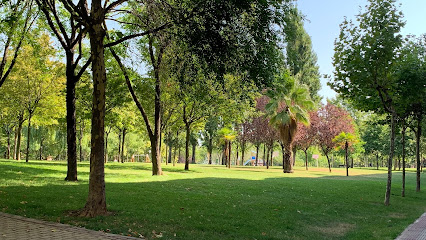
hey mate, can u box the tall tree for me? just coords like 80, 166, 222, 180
266, 71, 314, 173
294, 111, 318, 170
331, 0, 404, 205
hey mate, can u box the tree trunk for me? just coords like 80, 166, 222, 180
15, 116, 23, 161
326, 153, 331, 173
376, 153, 379, 170
227, 141, 231, 168
184, 123, 190, 170
255, 144, 259, 166
292, 147, 297, 167
6, 127, 11, 159
266, 145, 270, 169
121, 128, 127, 163
345, 141, 349, 177
25, 113, 32, 163
283, 142, 294, 173
402, 121, 406, 197
168, 143, 172, 164
241, 141, 245, 166
39, 138, 44, 161
415, 116, 422, 192
263, 144, 266, 167
384, 112, 396, 206
236, 144, 239, 166
105, 130, 109, 163
208, 147, 212, 165
79, 121, 84, 162
191, 141, 196, 164
118, 130, 122, 163
65, 68, 78, 180
270, 147, 273, 167
80, 12, 107, 217
304, 149, 308, 171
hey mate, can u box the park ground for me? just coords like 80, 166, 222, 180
1, 159, 426, 239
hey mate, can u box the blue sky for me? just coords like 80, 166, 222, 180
296, 0, 426, 102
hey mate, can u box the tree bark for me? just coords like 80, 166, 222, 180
304, 149, 308, 171
235, 144, 239, 166
241, 140, 245, 166
25, 113, 33, 162
15, 116, 24, 161
80, 9, 107, 216
6, 127, 11, 159
191, 140, 196, 164
384, 112, 396, 206
184, 122, 190, 170
266, 145, 270, 169
255, 144, 259, 166
65, 66, 78, 180
121, 128, 127, 163
227, 141, 231, 168
345, 141, 348, 177
118, 130, 122, 162
402, 121, 406, 197
415, 116, 422, 192
168, 143, 172, 164
325, 154, 331, 173
263, 144, 266, 167
376, 153, 379, 170
39, 138, 44, 160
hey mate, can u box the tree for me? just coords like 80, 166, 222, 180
266, 71, 314, 173
316, 103, 354, 172
333, 132, 357, 176
294, 111, 318, 170
331, 0, 404, 205
285, 8, 321, 103
0, 0, 36, 88
203, 116, 220, 165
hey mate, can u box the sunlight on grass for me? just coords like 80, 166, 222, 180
1, 159, 425, 239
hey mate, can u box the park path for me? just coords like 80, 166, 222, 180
396, 212, 426, 240
0, 212, 142, 240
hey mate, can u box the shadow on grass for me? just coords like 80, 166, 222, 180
1, 170, 426, 240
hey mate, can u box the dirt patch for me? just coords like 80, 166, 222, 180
311, 222, 355, 238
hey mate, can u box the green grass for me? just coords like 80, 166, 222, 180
1, 159, 425, 239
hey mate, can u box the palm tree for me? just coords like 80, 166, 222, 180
218, 127, 236, 168
266, 71, 314, 173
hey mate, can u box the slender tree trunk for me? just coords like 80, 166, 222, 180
15, 116, 23, 161
270, 146, 273, 167
304, 149, 308, 171
79, 121, 83, 162
118, 130, 122, 163
241, 141, 245, 166
402, 122, 406, 197
105, 131, 109, 163
255, 144, 259, 166
39, 138, 44, 160
415, 116, 422, 192
25, 113, 33, 162
65, 65, 78, 180
80, 12, 107, 216
168, 143, 172, 164
191, 141, 196, 164
208, 147, 212, 165
263, 144, 266, 167
326, 154, 331, 173
292, 147, 297, 167
376, 153, 379, 170
266, 145, 270, 169
236, 144, 239, 166
184, 123, 190, 170
345, 141, 349, 177
6, 128, 11, 159
227, 141, 231, 168
384, 112, 396, 206
121, 128, 126, 163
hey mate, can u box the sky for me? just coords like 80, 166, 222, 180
296, 0, 426, 102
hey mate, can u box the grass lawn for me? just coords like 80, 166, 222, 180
1, 159, 425, 239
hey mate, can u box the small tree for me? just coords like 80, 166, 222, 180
333, 132, 357, 176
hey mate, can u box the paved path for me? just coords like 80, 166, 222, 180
396, 213, 426, 240
0, 212, 141, 240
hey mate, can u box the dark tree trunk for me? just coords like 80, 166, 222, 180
208, 147, 212, 165
266, 145, 270, 169
105, 130, 110, 163
184, 123, 190, 170
283, 142, 294, 173
15, 116, 23, 160
191, 141, 196, 164
270, 147, 273, 167
235, 144, 239, 166
345, 141, 349, 177
39, 138, 44, 161
384, 112, 396, 206
168, 143, 172, 164
415, 116, 422, 192
325, 154, 331, 173
121, 128, 127, 163
402, 121, 406, 197
118, 130, 122, 163
376, 153, 379, 170
227, 141, 231, 168
65, 64, 78, 180
79, 121, 84, 162
80, 11, 107, 217
25, 113, 33, 163
255, 144, 259, 166
304, 149, 308, 171
292, 147, 297, 167
241, 141, 245, 166
6, 127, 11, 159
263, 144, 266, 167
222, 144, 226, 165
